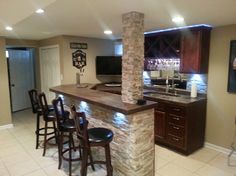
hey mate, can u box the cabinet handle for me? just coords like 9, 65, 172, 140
173, 108, 180, 111
173, 117, 180, 121
172, 137, 179, 141
173, 126, 180, 130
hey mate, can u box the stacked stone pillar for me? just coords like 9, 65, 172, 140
121, 11, 144, 104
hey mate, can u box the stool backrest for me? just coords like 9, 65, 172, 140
38, 92, 50, 120
52, 97, 68, 128
28, 89, 40, 113
70, 105, 89, 148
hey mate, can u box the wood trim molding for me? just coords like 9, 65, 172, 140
204, 142, 234, 155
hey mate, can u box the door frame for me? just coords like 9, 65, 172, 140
6, 47, 36, 112
39, 44, 61, 94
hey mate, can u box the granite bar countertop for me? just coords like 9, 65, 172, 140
95, 84, 207, 106
50, 84, 157, 115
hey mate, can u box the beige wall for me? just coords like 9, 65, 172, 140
6, 38, 39, 47
39, 35, 115, 84
0, 37, 12, 125
207, 24, 236, 149
61, 35, 114, 84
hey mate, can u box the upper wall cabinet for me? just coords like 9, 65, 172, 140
180, 27, 211, 73
144, 26, 212, 73
145, 31, 181, 58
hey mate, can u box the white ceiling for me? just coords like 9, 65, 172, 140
1, 0, 236, 40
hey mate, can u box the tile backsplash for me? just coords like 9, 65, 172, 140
144, 71, 208, 93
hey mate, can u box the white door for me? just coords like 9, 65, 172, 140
8, 49, 35, 112
40, 45, 61, 102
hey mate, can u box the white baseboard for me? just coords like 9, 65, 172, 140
0, 124, 14, 130
205, 142, 233, 155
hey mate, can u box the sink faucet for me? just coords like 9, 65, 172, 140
166, 76, 169, 93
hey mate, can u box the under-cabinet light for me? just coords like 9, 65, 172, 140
144, 24, 212, 35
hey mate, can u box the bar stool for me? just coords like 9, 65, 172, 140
38, 92, 58, 156
71, 106, 113, 176
28, 89, 54, 149
52, 97, 82, 176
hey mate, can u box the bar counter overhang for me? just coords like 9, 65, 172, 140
50, 84, 156, 176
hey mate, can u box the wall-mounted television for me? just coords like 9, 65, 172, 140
96, 56, 122, 75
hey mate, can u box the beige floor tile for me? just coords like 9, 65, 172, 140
43, 164, 67, 176
1, 152, 32, 167
0, 167, 10, 176
33, 155, 57, 168
195, 164, 235, 176
24, 169, 47, 176
155, 155, 169, 169
155, 145, 179, 162
157, 163, 193, 176
189, 147, 220, 163
6, 159, 40, 176
172, 155, 205, 172
0, 145, 25, 158
0, 159, 5, 168
0, 138, 20, 149
208, 153, 236, 174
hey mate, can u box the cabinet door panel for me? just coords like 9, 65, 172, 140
180, 31, 201, 73
155, 110, 166, 140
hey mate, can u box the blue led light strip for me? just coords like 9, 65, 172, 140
144, 24, 212, 35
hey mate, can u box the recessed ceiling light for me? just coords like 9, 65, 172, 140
36, 9, 44, 14
104, 30, 112, 35
5, 26, 13, 31
172, 17, 184, 23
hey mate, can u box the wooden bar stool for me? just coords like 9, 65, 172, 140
28, 89, 54, 149
52, 97, 82, 176
38, 92, 58, 156
71, 106, 113, 176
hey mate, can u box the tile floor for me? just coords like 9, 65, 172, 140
0, 109, 236, 176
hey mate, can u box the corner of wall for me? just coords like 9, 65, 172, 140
0, 37, 12, 125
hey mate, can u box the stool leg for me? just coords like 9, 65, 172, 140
81, 147, 88, 176
88, 147, 95, 171
69, 133, 73, 176
71, 134, 76, 152
58, 132, 63, 169
105, 144, 113, 176
52, 121, 57, 143
35, 113, 40, 149
42, 121, 48, 156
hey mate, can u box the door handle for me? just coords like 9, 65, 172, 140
11, 84, 15, 87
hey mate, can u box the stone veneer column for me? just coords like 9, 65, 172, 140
122, 11, 144, 104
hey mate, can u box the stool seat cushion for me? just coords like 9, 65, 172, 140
59, 119, 76, 132
46, 110, 56, 121
88, 128, 113, 143
37, 105, 54, 113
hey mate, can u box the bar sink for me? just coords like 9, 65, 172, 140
143, 91, 181, 97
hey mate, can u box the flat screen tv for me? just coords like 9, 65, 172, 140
96, 56, 122, 75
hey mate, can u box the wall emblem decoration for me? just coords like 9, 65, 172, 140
72, 49, 86, 72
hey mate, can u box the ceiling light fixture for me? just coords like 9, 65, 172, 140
5, 26, 13, 31
36, 9, 44, 14
172, 17, 184, 23
104, 30, 112, 35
